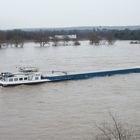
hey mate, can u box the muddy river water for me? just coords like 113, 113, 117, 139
0, 41, 140, 140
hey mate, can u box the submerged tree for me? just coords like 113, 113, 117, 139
63, 35, 70, 46
105, 32, 116, 45
0, 31, 6, 48
10, 30, 25, 47
34, 30, 49, 47
52, 36, 59, 46
88, 31, 101, 45
73, 39, 81, 46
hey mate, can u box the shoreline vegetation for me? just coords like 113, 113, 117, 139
0, 28, 140, 48
93, 113, 140, 140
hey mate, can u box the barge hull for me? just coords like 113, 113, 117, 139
43, 67, 140, 81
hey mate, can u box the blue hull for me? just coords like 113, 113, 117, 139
42, 67, 140, 81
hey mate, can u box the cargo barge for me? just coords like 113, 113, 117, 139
0, 67, 140, 87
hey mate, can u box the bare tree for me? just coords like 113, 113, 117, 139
0, 31, 6, 48
11, 30, 24, 47
105, 33, 116, 45
73, 39, 81, 46
88, 32, 101, 45
52, 36, 59, 46
34, 30, 49, 47
94, 113, 139, 140
63, 35, 70, 46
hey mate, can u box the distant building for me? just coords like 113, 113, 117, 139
55, 35, 77, 40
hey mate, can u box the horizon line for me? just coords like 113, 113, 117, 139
1, 24, 140, 31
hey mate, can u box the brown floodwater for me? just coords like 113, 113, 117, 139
0, 41, 140, 140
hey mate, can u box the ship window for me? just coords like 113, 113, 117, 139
35, 77, 39, 80
9, 78, 13, 82
19, 78, 23, 81
14, 78, 18, 81
24, 77, 28, 80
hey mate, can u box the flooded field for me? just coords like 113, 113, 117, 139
0, 41, 140, 140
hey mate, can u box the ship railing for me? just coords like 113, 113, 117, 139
18, 67, 39, 73
51, 70, 68, 75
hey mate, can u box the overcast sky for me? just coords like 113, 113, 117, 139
0, 0, 140, 29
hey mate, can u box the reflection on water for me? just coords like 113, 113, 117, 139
0, 41, 140, 140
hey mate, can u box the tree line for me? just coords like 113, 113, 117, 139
0, 28, 140, 47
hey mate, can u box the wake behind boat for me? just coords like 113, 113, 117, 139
0, 66, 140, 87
